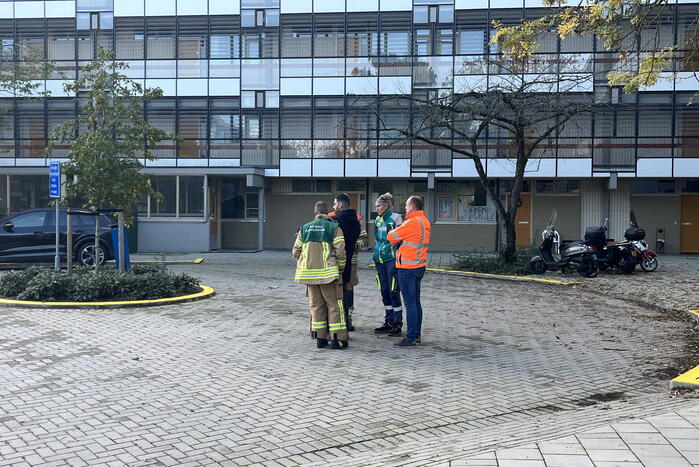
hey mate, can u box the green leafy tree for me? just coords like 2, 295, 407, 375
493, 0, 698, 95
48, 47, 171, 268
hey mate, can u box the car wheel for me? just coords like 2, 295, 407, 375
77, 242, 106, 267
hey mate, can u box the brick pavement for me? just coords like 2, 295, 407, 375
0, 251, 696, 466
453, 406, 699, 467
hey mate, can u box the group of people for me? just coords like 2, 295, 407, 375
292, 192, 431, 349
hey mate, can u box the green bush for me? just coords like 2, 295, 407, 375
452, 246, 539, 276
0, 266, 201, 302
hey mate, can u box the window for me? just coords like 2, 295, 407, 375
146, 18, 176, 59
151, 176, 177, 216
221, 178, 250, 219
10, 176, 49, 214
631, 180, 676, 194
47, 19, 76, 61
291, 179, 332, 193
536, 180, 581, 194
256, 91, 265, 108
115, 18, 145, 59
245, 192, 259, 217
314, 14, 345, 57
347, 13, 378, 57
211, 16, 240, 59
179, 176, 204, 217
178, 17, 208, 59
414, 5, 453, 24
380, 12, 411, 56
281, 16, 312, 57
436, 181, 493, 222
681, 181, 699, 193
16, 20, 45, 60
11, 211, 48, 229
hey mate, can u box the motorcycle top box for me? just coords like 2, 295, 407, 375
584, 227, 606, 243
624, 227, 646, 241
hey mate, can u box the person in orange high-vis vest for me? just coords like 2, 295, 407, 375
387, 195, 431, 347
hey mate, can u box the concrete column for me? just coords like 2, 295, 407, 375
608, 179, 631, 241
257, 187, 265, 251
580, 179, 605, 237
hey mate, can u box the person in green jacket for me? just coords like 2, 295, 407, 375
372, 193, 404, 336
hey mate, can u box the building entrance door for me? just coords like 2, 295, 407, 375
515, 194, 532, 247
349, 194, 360, 214
681, 195, 699, 253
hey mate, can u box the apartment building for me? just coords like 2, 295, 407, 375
0, 0, 698, 253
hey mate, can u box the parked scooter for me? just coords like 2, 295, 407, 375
617, 210, 658, 272
528, 211, 598, 277
583, 219, 637, 274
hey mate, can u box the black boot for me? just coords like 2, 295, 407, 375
374, 321, 392, 334
330, 339, 348, 349
345, 309, 355, 332
316, 338, 328, 349
388, 323, 402, 337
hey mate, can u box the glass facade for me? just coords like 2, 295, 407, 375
0, 4, 696, 173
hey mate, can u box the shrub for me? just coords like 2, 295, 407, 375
452, 246, 539, 276
0, 266, 201, 302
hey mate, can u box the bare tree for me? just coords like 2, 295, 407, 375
349, 61, 599, 263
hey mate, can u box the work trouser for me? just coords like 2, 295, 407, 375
375, 259, 402, 326
397, 267, 425, 341
342, 282, 354, 325
307, 280, 348, 341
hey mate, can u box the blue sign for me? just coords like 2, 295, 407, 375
49, 161, 60, 198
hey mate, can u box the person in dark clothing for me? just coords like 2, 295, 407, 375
331, 193, 367, 331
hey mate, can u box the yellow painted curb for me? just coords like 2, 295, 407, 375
0, 285, 215, 309
689, 310, 699, 318
106, 257, 205, 265
671, 365, 699, 389
427, 267, 584, 286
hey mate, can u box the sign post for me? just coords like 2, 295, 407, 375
49, 161, 61, 270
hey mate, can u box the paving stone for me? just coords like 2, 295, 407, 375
585, 449, 640, 463
0, 252, 697, 466
540, 454, 595, 467
577, 437, 628, 451
538, 443, 587, 456
496, 448, 543, 460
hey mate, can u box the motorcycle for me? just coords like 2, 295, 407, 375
617, 210, 658, 272
528, 211, 598, 277
583, 219, 637, 274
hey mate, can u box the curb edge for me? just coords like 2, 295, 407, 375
0, 285, 216, 309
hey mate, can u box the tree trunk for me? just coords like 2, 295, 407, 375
502, 216, 517, 264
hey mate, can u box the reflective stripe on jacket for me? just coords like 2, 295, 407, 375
292, 215, 346, 284
373, 210, 403, 264
387, 210, 430, 269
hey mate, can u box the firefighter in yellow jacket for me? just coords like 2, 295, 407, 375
293, 201, 349, 349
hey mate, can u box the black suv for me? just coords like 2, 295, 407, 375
0, 209, 114, 266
